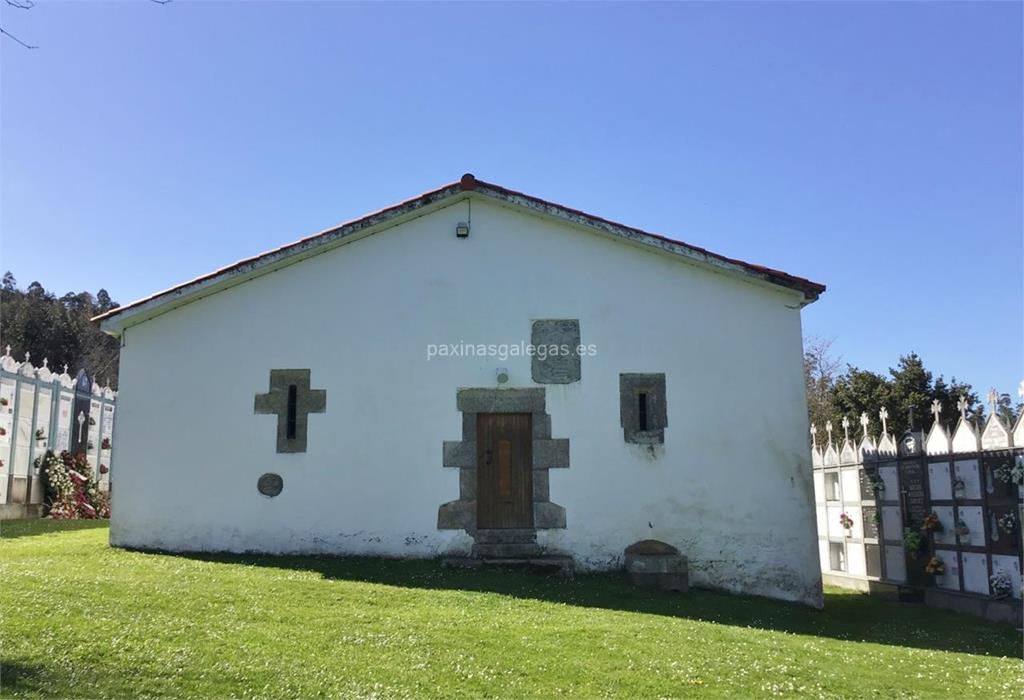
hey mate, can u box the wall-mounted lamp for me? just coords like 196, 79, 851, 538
456, 222, 470, 238
495, 368, 509, 385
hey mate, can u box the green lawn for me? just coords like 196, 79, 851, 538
1, 520, 1021, 698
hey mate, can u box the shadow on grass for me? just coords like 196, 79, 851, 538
0, 518, 110, 540
0, 659, 51, 693
167, 550, 1022, 659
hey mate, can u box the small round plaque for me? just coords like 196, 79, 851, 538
257, 473, 283, 497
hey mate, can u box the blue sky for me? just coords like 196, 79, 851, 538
2, 2, 1021, 396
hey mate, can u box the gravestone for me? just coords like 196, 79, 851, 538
70, 369, 92, 454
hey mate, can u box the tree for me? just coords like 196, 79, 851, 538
804, 343, 991, 441
803, 336, 841, 430
0, 273, 120, 387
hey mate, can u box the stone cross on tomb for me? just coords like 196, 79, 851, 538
76, 411, 86, 442
930, 399, 942, 425
957, 395, 969, 420
254, 369, 326, 453
879, 407, 889, 435
859, 412, 870, 439
987, 388, 999, 418
825, 420, 833, 445
841, 416, 850, 443
810, 424, 817, 449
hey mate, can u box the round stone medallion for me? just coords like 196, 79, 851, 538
257, 472, 283, 497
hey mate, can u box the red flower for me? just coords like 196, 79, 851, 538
99, 464, 109, 474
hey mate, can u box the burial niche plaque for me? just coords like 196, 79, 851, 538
257, 473, 284, 497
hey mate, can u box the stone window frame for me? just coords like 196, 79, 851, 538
253, 369, 326, 454
620, 373, 667, 444
437, 388, 569, 534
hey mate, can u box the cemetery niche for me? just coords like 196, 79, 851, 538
0, 346, 117, 519
811, 388, 1024, 624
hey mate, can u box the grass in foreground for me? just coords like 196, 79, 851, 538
1, 519, 1021, 698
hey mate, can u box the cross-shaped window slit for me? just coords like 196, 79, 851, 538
254, 369, 327, 453
638, 391, 649, 432
286, 384, 298, 440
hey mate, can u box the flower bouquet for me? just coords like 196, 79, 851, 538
990, 570, 1013, 599
952, 477, 966, 498
867, 472, 885, 494
922, 512, 943, 532
839, 512, 854, 530
924, 556, 946, 576
993, 457, 1024, 487
903, 528, 925, 558
101, 437, 111, 450
997, 512, 1017, 535
953, 520, 970, 538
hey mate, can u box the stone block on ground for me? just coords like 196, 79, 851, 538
624, 539, 689, 592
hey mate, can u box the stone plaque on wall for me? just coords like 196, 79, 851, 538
865, 543, 882, 578
862, 506, 879, 539
530, 320, 581, 384
859, 470, 875, 501
257, 473, 283, 497
900, 460, 928, 529
952, 459, 981, 500
927, 462, 952, 501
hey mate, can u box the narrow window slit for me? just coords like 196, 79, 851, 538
638, 391, 649, 432
286, 384, 298, 440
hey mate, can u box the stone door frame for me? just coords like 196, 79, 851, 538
437, 388, 569, 535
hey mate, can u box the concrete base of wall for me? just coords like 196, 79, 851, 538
924, 588, 1023, 626
823, 572, 1022, 623
0, 503, 43, 520
822, 572, 872, 591
822, 573, 902, 599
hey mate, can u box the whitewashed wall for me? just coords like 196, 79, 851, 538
110, 197, 821, 606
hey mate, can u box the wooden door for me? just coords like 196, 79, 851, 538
477, 413, 533, 529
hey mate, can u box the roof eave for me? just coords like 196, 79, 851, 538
95, 180, 467, 335
96, 174, 825, 334
467, 179, 825, 305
